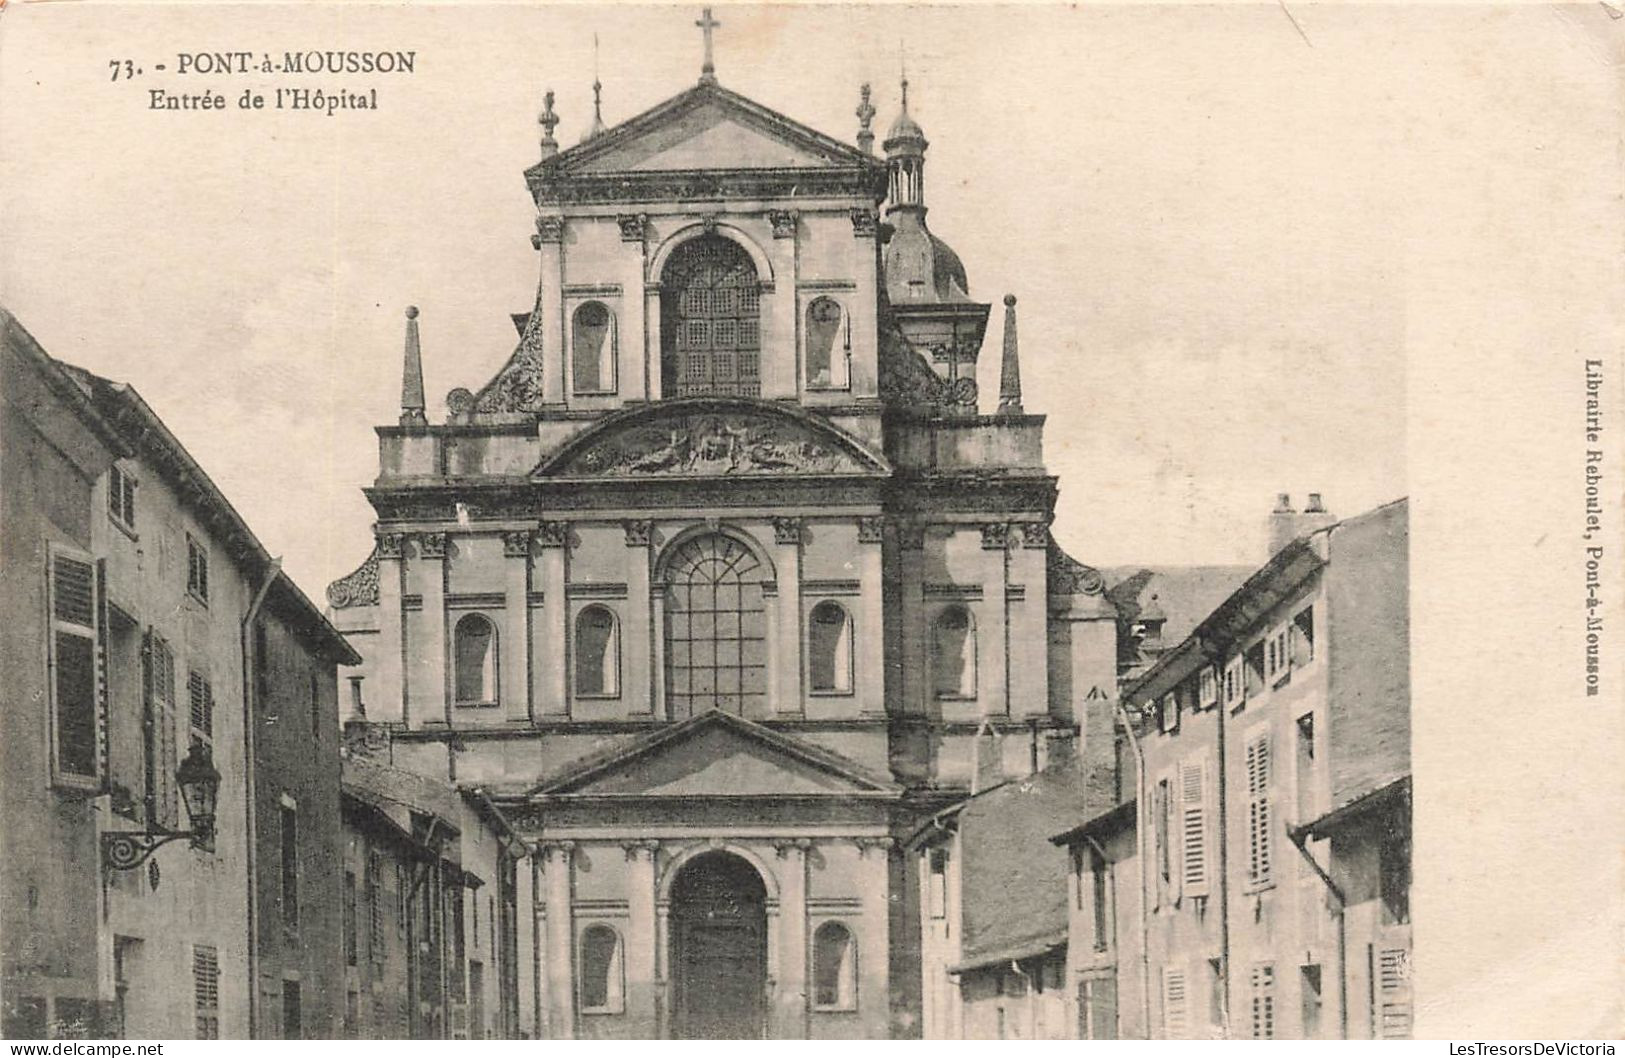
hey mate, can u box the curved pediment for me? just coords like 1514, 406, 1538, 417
533, 398, 890, 479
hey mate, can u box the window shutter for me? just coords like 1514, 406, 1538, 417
1180, 758, 1210, 897
1373, 947, 1413, 1039
1161, 966, 1189, 1039
146, 634, 178, 828
1249, 963, 1276, 1039
48, 549, 101, 786
1246, 732, 1273, 887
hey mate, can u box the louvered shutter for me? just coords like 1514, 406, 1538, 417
48, 549, 101, 786
1373, 946, 1413, 1039
1162, 966, 1189, 1039
1249, 963, 1276, 1039
1180, 758, 1210, 897
146, 634, 178, 828
1246, 732, 1273, 887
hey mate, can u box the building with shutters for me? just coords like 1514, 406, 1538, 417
319, 25, 1140, 1040
1, 303, 360, 1040
1052, 497, 1410, 1040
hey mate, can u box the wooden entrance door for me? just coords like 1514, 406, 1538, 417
670, 852, 768, 1039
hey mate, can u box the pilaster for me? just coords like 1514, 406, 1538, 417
538, 521, 569, 716
899, 523, 927, 716
622, 839, 660, 1035
619, 215, 649, 401
624, 522, 654, 715
773, 838, 811, 1038
502, 530, 535, 722
1010, 522, 1051, 717
541, 840, 576, 1039
417, 532, 449, 725
857, 837, 895, 1038
763, 221, 797, 399
857, 517, 886, 714
980, 523, 1010, 717
536, 215, 567, 407
773, 519, 804, 715
375, 533, 406, 724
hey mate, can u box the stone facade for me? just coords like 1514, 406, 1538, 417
326, 72, 1121, 1039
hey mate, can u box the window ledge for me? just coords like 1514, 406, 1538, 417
109, 514, 139, 542
934, 694, 978, 703
574, 692, 622, 701
454, 700, 501, 709
187, 589, 210, 609
808, 688, 855, 698
811, 1003, 858, 1014
580, 1005, 625, 1017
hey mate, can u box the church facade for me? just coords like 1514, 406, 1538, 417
326, 43, 1120, 1040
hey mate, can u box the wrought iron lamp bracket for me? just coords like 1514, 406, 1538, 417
101, 828, 199, 872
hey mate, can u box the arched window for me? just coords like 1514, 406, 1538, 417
931, 606, 977, 700
571, 301, 616, 394
812, 922, 857, 1010
808, 601, 853, 694
575, 606, 620, 698
660, 235, 761, 397
805, 297, 849, 390
578, 924, 624, 1014
453, 614, 498, 704
663, 533, 769, 718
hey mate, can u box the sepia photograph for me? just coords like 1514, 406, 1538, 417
0, 1, 1619, 1044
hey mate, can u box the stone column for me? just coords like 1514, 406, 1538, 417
617, 215, 649, 401
538, 522, 569, 716
654, 900, 672, 1038
418, 532, 449, 725
375, 533, 406, 724
773, 519, 804, 716
541, 840, 576, 1039
773, 839, 810, 1038
623, 522, 653, 715
651, 586, 669, 721
979, 524, 1010, 717
899, 524, 927, 716
645, 280, 663, 402
857, 838, 895, 1039
622, 840, 660, 1035
536, 216, 567, 407
502, 530, 534, 722
856, 518, 886, 714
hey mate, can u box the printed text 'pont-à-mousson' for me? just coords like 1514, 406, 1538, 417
107, 51, 416, 116
1584, 358, 1604, 698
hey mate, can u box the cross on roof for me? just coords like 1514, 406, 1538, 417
696, 7, 720, 83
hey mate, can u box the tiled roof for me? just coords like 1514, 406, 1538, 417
1104, 565, 1254, 644
957, 757, 1103, 966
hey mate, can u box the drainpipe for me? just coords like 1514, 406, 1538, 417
1201, 637, 1233, 1039
1112, 698, 1151, 1040
1290, 827, 1348, 1039
240, 557, 281, 1039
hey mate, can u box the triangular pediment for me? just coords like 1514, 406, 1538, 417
530, 711, 900, 798
532, 398, 890, 479
534, 82, 879, 180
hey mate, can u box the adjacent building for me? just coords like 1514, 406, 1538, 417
0, 305, 360, 1039
1053, 497, 1410, 1040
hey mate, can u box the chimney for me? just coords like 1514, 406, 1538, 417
1267, 492, 1336, 560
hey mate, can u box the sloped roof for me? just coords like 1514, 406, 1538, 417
1104, 565, 1254, 644
956, 757, 1107, 967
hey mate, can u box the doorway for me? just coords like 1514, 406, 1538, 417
669, 851, 768, 1039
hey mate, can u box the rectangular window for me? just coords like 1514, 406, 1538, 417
108, 464, 137, 531
1090, 848, 1109, 952
144, 632, 179, 827
1207, 958, 1224, 1031
281, 981, 302, 1040
1372, 946, 1413, 1039
48, 547, 101, 788
1379, 828, 1411, 925
344, 989, 358, 1040
1199, 666, 1218, 709
1154, 777, 1172, 897
1301, 963, 1323, 1039
1292, 606, 1316, 665
343, 870, 358, 966
1079, 975, 1117, 1040
1265, 626, 1291, 681
1162, 965, 1189, 1039
185, 534, 209, 604
1223, 656, 1245, 709
1245, 731, 1274, 889
1243, 642, 1266, 696
1296, 713, 1317, 821
349, 676, 364, 714
1158, 692, 1179, 734
1249, 963, 1276, 1039
193, 945, 220, 1039
280, 803, 299, 931
1180, 756, 1210, 898
928, 848, 948, 920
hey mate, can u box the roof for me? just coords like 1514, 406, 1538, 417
1122, 498, 1408, 705
954, 757, 1104, 968
1104, 564, 1254, 644
1050, 797, 1137, 849
54, 362, 360, 666
1293, 775, 1410, 843
343, 755, 463, 828
0, 306, 132, 462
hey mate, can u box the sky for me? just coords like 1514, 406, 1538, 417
0, 2, 1608, 600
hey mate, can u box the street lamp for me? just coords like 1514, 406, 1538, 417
101, 742, 222, 872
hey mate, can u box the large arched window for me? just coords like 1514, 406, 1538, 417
931, 606, 977, 700
808, 601, 853, 694
571, 301, 616, 394
663, 533, 769, 718
812, 921, 857, 1011
660, 235, 761, 397
578, 924, 624, 1014
805, 297, 849, 390
453, 614, 498, 704
575, 606, 620, 698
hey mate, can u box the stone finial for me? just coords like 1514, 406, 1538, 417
538, 90, 560, 158
399, 305, 428, 428
856, 82, 876, 154
997, 294, 1023, 415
